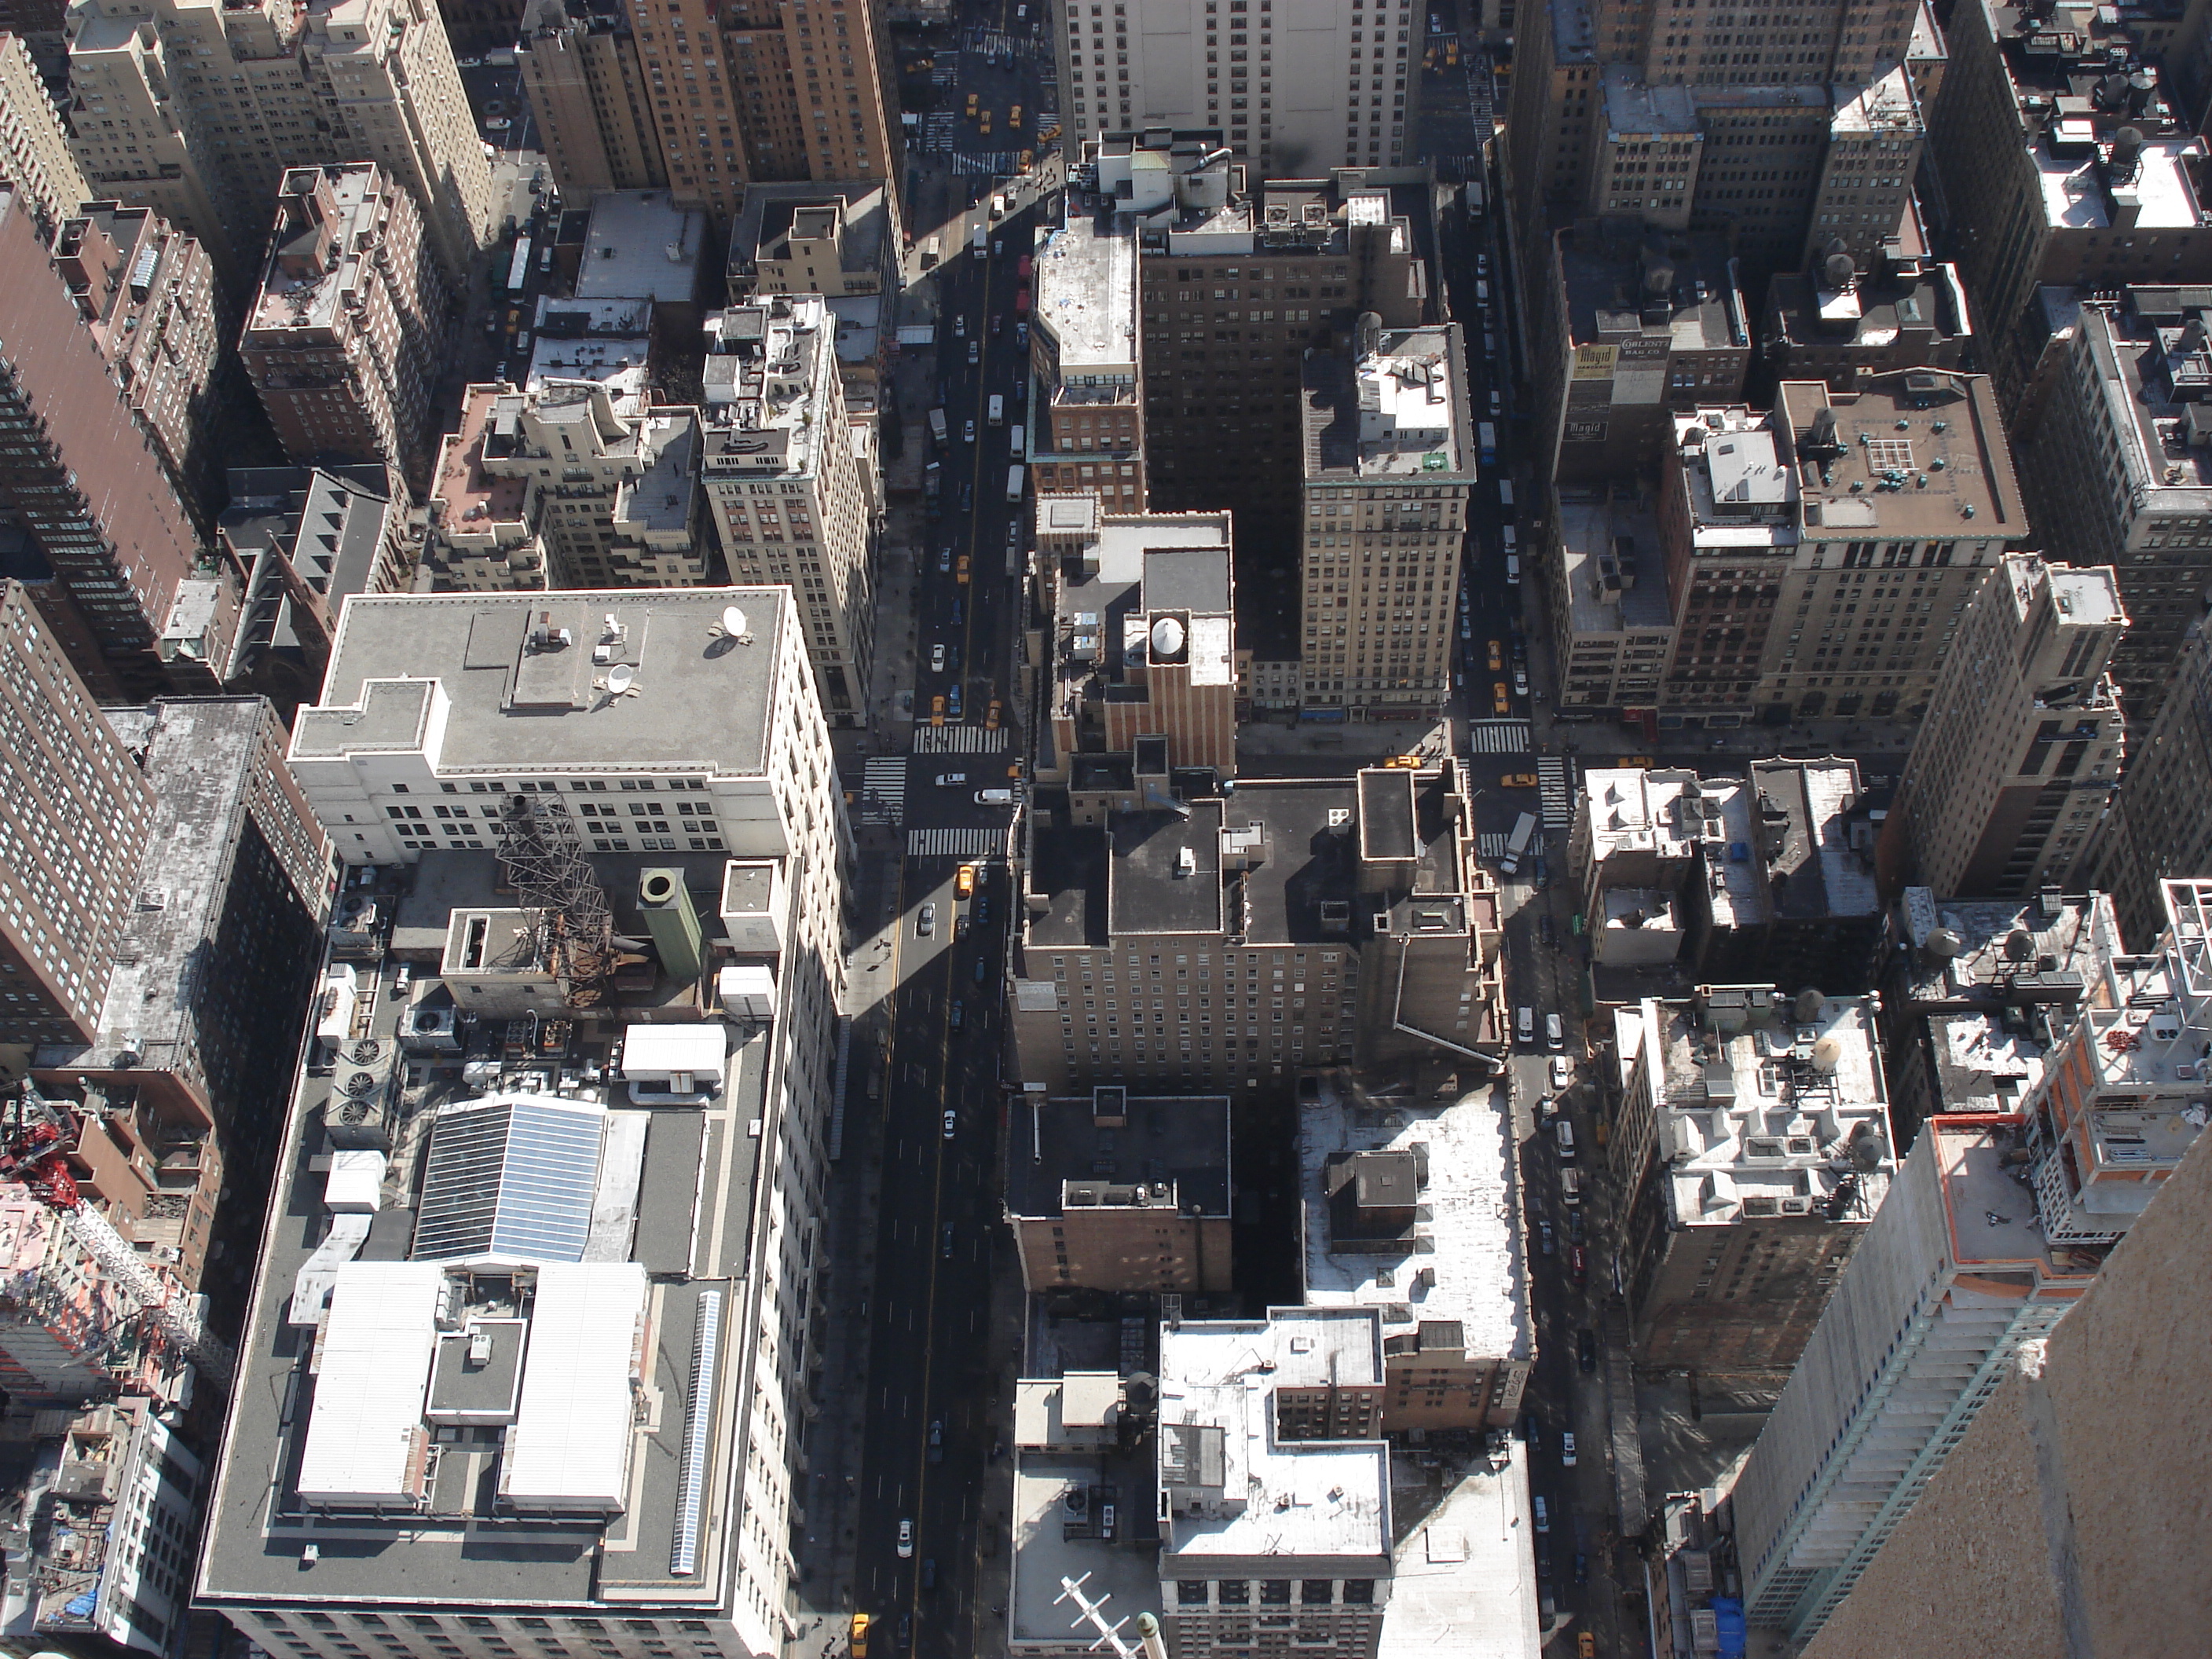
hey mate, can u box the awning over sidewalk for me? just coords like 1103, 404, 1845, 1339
895, 324, 935, 346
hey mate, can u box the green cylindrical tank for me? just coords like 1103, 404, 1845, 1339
639, 866, 703, 983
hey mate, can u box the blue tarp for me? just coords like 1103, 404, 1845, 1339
1712, 1596, 1747, 1659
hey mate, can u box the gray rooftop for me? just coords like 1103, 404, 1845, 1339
1302, 324, 1475, 484
727, 180, 891, 287
1007, 1092, 1232, 1221
576, 192, 707, 304
197, 945, 775, 1613
1561, 231, 1745, 357
292, 589, 790, 779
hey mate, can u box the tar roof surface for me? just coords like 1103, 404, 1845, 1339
1007, 1093, 1232, 1219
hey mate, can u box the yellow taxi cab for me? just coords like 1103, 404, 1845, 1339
1617, 754, 1655, 768
1487, 639, 1503, 671
985, 698, 1002, 731
1502, 772, 1540, 789
1382, 753, 1423, 769
955, 864, 976, 898
1010, 103, 1024, 127
1577, 1635, 1595, 1659
1019, 148, 1035, 170
1492, 681, 1511, 716
850, 1613, 871, 1657
957, 553, 972, 584
965, 92, 979, 118
931, 694, 947, 726
980, 110, 993, 135
1040, 123, 1062, 145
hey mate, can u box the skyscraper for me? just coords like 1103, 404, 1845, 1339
240, 165, 447, 478
1733, 879, 2212, 1643
1297, 316, 1474, 717
1881, 555, 2126, 899
0, 580, 157, 1048
1057, 0, 1421, 178
516, 0, 668, 203
64, 0, 493, 285
0, 31, 91, 237
1505, 0, 1926, 297
0, 185, 214, 699
2082, 621, 2212, 949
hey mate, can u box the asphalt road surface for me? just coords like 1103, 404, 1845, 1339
846, 203, 1040, 1659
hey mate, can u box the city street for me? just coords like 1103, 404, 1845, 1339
840, 198, 1042, 1659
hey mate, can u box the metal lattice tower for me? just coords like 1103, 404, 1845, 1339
496, 794, 616, 1008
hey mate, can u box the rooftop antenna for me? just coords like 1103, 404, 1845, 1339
1056, 1573, 1161, 1659
496, 793, 617, 1008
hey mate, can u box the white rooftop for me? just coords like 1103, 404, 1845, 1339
1035, 212, 1137, 373
1378, 1448, 1543, 1659
1301, 1082, 1530, 1366
1157, 1311, 1392, 1567
577, 191, 706, 302
500, 1263, 649, 1514
1619, 991, 1895, 1229
296, 1262, 446, 1507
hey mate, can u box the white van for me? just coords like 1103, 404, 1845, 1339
1559, 1168, 1582, 1205
1546, 1012, 1564, 1050
1505, 555, 1522, 585
1498, 478, 1515, 509
1501, 523, 1518, 552
1475, 279, 1490, 302
1555, 1119, 1577, 1161
1533, 1496, 1550, 1533
1516, 1005, 1533, 1045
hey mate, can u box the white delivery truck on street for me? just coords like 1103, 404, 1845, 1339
1500, 811, 1538, 877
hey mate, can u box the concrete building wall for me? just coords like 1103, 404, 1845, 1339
1801, 1128, 2212, 1659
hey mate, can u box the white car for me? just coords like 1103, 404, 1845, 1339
936, 771, 968, 787
930, 643, 946, 672
1514, 666, 1529, 696
897, 1518, 914, 1558
942, 1108, 958, 1139
1561, 1431, 1577, 1467
1550, 1054, 1573, 1090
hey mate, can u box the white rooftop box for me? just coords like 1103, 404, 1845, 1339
499, 1262, 650, 1515
621, 1022, 728, 1104
297, 1262, 445, 1510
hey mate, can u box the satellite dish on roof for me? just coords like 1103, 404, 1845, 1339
607, 663, 637, 693
1924, 926, 1964, 959
1811, 1035, 1845, 1072
721, 604, 746, 636
1151, 615, 1186, 659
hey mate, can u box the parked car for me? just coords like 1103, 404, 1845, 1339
1577, 1329, 1598, 1372
1514, 665, 1529, 695
1574, 1552, 1588, 1584
1569, 1244, 1588, 1284
1546, 1011, 1565, 1049
1550, 1053, 1573, 1090
1533, 1496, 1550, 1533
1562, 1430, 1577, 1467
930, 643, 946, 672
1537, 1221, 1555, 1255
917, 903, 936, 937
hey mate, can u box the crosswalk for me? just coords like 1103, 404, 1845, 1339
913, 726, 1009, 753
961, 25, 1020, 60
1538, 756, 1575, 830
856, 757, 907, 826
1478, 831, 1509, 860
949, 149, 1027, 176
908, 826, 1008, 859
1467, 719, 1533, 755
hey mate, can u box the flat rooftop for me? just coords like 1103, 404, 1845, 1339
430, 386, 529, 529
1378, 1448, 1542, 1659
1558, 499, 1675, 637
291, 588, 789, 778
1303, 324, 1474, 483
1035, 211, 1137, 372
247, 167, 388, 337
700, 294, 837, 482
1007, 1092, 1232, 1219
576, 191, 705, 303
2078, 298, 2212, 498
197, 939, 778, 1613
1933, 1115, 2107, 1284
1895, 887, 2115, 1008
527, 296, 652, 393
1300, 1078, 1530, 1367
1749, 759, 1880, 923
1156, 1310, 1391, 1569
729, 180, 890, 284
1765, 261, 1973, 356
1776, 370, 2027, 540
1633, 989, 1895, 1227
1561, 231, 1745, 358
1009, 1452, 1163, 1645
